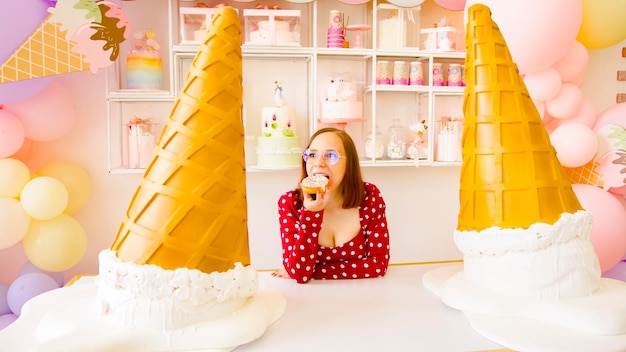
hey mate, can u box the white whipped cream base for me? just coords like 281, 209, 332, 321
97, 250, 258, 330
454, 210, 601, 299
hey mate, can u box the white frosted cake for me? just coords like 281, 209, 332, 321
257, 106, 301, 168
319, 79, 363, 121
256, 82, 302, 169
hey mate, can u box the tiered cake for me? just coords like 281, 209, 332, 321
256, 81, 302, 169
319, 77, 363, 121
126, 28, 162, 90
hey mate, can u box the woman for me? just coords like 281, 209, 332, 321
274, 127, 390, 283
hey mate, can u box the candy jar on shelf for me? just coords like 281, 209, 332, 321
365, 126, 385, 160
387, 118, 407, 159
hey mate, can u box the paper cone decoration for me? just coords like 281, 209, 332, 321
111, 6, 249, 274
458, 4, 583, 231
564, 160, 604, 187
0, 16, 88, 83
0, 1, 129, 83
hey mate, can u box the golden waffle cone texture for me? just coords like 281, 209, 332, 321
0, 16, 88, 83
111, 7, 249, 274
458, 4, 583, 231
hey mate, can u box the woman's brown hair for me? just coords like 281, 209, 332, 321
298, 127, 365, 208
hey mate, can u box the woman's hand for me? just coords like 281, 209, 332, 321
271, 268, 291, 279
302, 189, 326, 212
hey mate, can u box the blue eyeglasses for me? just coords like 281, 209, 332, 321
302, 148, 346, 165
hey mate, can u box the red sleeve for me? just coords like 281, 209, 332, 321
311, 183, 390, 280
278, 191, 323, 283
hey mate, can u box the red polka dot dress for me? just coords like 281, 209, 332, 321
277, 182, 390, 283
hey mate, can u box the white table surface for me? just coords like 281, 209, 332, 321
0, 263, 508, 352
237, 263, 506, 351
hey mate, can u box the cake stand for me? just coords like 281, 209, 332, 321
345, 24, 372, 49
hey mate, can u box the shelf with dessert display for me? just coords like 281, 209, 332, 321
106, 0, 467, 172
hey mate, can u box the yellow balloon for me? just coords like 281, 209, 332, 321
577, 0, 626, 49
0, 197, 31, 249
22, 214, 87, 272
20, 176, 69, 220
37, 162, 92, 214
0, 158, 31, 198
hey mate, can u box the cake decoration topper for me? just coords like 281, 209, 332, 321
132, 28, 160, 52
0, 0, 130, 82
274, 80, 287, 107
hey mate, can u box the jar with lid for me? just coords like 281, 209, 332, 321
387, 118, 407, 159
365, 126, 385, 159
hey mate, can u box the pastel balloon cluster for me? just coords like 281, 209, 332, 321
0, 81, 77, 157
0, 262, 65, 330
0, 158, 91, 330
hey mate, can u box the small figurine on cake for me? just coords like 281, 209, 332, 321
407, 120, 428, 165
274, 80, 288, 107
126, 28, 163, 90
257, 80, 301, 168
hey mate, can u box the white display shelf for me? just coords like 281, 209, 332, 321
106, 0, 466, 172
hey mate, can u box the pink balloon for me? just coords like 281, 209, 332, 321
593, 102, 626, 132
549, 123, 598, 167
3, 82, 77, 142
543, 114, 560, 134
0, 110, 25, 158
7, 272, 59, 316
564, 98, 596, 127
434, 0, 466, 11
573, 184, 626, 272
524, 67, 562, 101
568, 73, 585, 88
0, 314, 17, 330
552, 41, 589, 83
465, 0, 582, 75
0, 78, 55, 105
545, 83, 583, 119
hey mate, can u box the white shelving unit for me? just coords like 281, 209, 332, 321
106, 0, 466, 173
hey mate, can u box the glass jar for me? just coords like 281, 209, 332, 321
365, 126, 385, 159
435, 117, 460, 162
387, 118, 407, 159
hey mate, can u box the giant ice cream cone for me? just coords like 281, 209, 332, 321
111, 6, 249, 274
0, 15, 88, 83
457, 4, 583, 231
